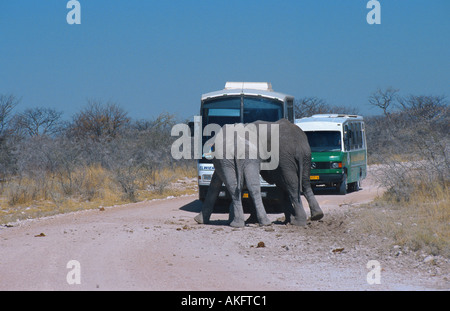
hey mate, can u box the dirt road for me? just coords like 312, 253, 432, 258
0, 168, 448, 291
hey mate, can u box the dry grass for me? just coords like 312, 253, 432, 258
355, 182, 450, 258
0, 165, 197, 225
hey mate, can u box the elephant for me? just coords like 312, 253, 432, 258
258, 119, 324, 226
194, 158, 272, 228
194, 119, 324, 227
194, 123, 272, 228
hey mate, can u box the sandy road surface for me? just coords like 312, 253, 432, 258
0, 168, 448, 291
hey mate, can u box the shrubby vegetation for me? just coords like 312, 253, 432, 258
366, 89, 448, 257
365, 89, 449, 201
0, 95, 195, 223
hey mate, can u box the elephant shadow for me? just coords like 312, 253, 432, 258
180, 198, 287, 226
179, 199, 230, 226
179, 199, 203, 213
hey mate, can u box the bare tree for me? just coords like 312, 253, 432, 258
69, 100, 130, 140
11, 107, 63, 138
328, 105, 359, 116
0, 94, 20, 138
368, 87, 399, 116
0, 94, 20, 180
295, 97, 359, 118
294, 97, 329, 118
397, 95, 447, 122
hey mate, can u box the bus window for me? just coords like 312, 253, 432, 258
286, 99, 294, 122
305, 131, 342, 152
344, 124, 350, 151
361, 123, 366, 148
356, 123, 362, 149
243, 97, 283, 123
202, 97, 241, 128
205, 108, 240, 126
349, 122, 363, 149
350, 123, 357, 150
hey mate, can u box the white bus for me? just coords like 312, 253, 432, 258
197, 82, 294, 204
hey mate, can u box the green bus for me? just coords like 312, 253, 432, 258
296, 114, 367, 194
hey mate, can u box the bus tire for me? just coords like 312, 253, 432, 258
338, 175, 347, 195
349, 181, 360, 192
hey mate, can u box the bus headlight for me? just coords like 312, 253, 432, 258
202, 174, 212, 181
311, 162, 317, 169
331, 162, 342, 169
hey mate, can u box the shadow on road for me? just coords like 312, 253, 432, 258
179, 200, 202, 213
179, 200, 230, 226
179, 187, 364, 215
179, 199, 231, 214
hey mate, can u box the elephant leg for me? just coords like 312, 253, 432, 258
284, 179, 307, 226
289, 195, 307, 226
194, 171, 221, 224
228, 184, 245, 228
227, 170, 242, 224
302, 160, 324, 221
244, 161, 271, 226
277, 179, 307, 226
280, 193, 294, 224
303, 184, 324, 221
220, 161, 245, 228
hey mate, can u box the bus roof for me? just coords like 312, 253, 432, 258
295, 114, 364, 131
201, 82, 294, 102
296, 114, 364, 124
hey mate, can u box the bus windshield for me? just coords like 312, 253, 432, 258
305, 131, 342, 152
202, 96, 283, 128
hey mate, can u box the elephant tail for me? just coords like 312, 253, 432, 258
234, 157, 244, 194
235, 157, 241, 189
297, 156, 303, 203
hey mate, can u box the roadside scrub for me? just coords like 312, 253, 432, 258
355, 181, 449, 258
359, 90, 449, 258
0, 100, 198, 225
0, 165, 197, 225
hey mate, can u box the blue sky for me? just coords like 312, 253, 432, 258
1, 0, 449, 121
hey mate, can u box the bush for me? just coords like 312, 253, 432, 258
356, 181, 450, 257
0, 97, 196, 224
367, 90, 449, 201
362, 89, 450, 257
